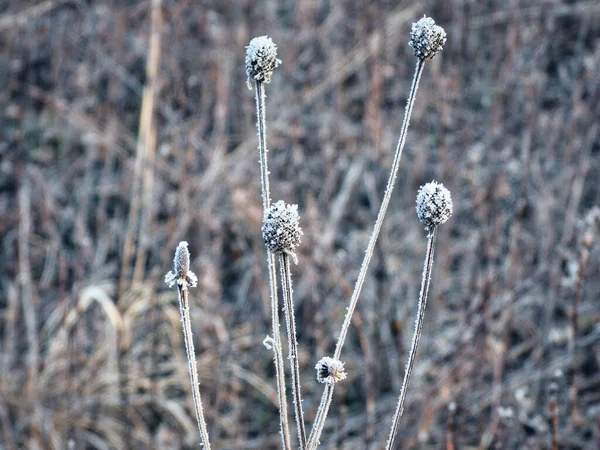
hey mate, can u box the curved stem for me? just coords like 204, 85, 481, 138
255, 80, 292, 450
334, 58, 425, 361
280, 253, 307, 448
386, 227, 437, 450
177, 284, 212, 450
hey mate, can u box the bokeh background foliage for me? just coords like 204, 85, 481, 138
1, 0, 600, 448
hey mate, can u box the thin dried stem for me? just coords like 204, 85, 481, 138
308, 58, 426, 446
255, 79, 292, 450
279, 253, 307, 449
177, 284, 212, 449
386, 227, 437, 450
334, 58, 425, 361
307, 384, 335, 450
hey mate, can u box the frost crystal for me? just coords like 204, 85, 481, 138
416, 181, 453, 230
164, 241, 198, 288
409, 16, 447, 60
245, 36, 282, 89
315, 357, 347, 385
262, 200, 303, 260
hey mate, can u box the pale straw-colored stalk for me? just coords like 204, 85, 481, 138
385, 228, 437, 449
255, 79, 292, 450
279, 253, 307, 448
177, 283, 212, 449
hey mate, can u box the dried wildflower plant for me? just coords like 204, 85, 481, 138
386, 181, 453, 450
167, 16, 451, 449
164, 242, 211, 450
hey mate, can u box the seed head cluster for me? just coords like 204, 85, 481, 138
245, 36, 281, 89
262, 201, 303, 258
409, 16, 447, 60
416, 181, 453, 231
164, 241, 198, 288
315, 357, 347, 385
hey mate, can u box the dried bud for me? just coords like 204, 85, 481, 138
245, 36, 281, 89
164, 241, 198, 288
416, 181, 453, 230
315, 357, 347, 385
262, 200, 303, 260
409, 16, 447, 60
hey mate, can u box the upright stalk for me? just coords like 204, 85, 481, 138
279, 253, 307, 448
307, 59, 426, 447
177, 284, 212, 450
255, 80, 292, 450
334, 59, 424, 361
307, 384, 335, 450
386, 228, 437, 450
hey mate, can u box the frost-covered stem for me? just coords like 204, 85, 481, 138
177, 284, 212, 449
333, 59, 425, 361
307, 384, 335, 450
279, 253, 307, 448
255, 79, 292, 450
255, 81, 271, 210
386, 227, 437, 450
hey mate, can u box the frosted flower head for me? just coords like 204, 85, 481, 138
245, 36, 281, 89
164, 241, 198, 288
315, 357, 347, 385
409, 16, 447, 60
416, 181, 453, 230
262, 200, 303, 261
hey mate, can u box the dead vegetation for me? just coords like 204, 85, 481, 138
1, 1, 600, 448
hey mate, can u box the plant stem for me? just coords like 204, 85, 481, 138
307, 384, 335, 450
177, 284, 212, 449
334, 59, 425, 361
308, 59, 426, 446
255, 80, 292, 450
386, 227, 437, 450
279, 253, 307, 449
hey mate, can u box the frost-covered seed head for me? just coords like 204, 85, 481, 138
315, 357, 347, 385
409, 16, 447, 60
262, 200, 303, 256
416, 181, 453, 230
245, 36, 281, 89
164, 241, 198, 288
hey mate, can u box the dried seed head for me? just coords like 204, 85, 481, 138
409, 16, 447, 60
416, 181, 453, 230
245, 36, 281, 89
164, 241, 198, 288
315, 357, 347, 385
262, 200, 303, 260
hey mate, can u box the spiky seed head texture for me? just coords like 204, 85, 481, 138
245, 36, 281, 89
416, 181, 453, 230
262, 200, 303, 256
315, 357, 347, 385
409, 16, 447, 60
164, 241, 198, 288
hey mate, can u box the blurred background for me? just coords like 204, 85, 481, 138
1, 0, 600, 448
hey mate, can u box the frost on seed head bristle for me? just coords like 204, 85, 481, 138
315, 357, 347, 385
409, 16, 447, 60
164, 241, 198, 288
262, 200, 303, 261
416, 181, 453, 231
245, 35, 282, 89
